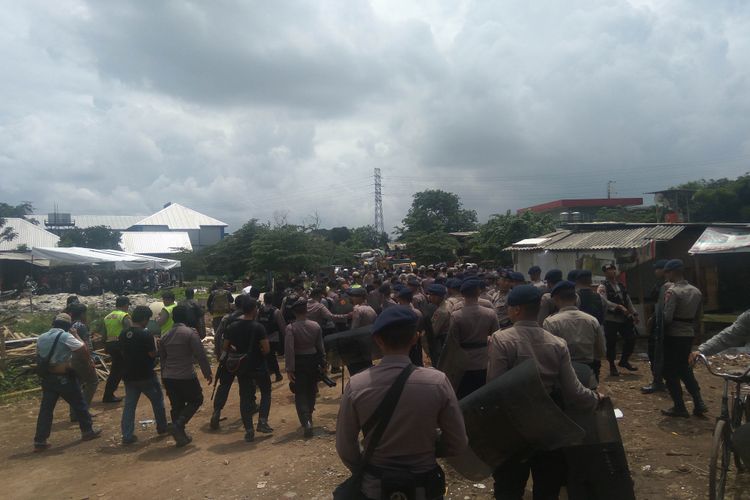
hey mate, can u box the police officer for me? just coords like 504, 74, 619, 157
575, 270, 607, 325
543, 281, 605, 380
661, 259, 706, 418
642, 259, 669, 394
537, 269, 563, 324
487, 285, 601, 499
285, 295, 326, 437
102, 296, 132, 403
395, 286, 425, 366
598, 264, 639, 376
447, 279, 499, 398
335, 306, 468, 500
690, 309, 750, 362
425, 284, 450, 364
257, 292, 287, 382
347, 287, 377, 329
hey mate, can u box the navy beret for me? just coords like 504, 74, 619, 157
392, 284, 406, 293
346, 287, 367, 297
373, 305, 418, 335
508, 271, 526, 282
577, 269, 592, 280
653, 259, 669, 270
407, 277, 421, 286
446, 278, 462, 290
460, 279, 481, 294
507, 284, 542, 306
397, 287, 413, 299
545, 269, 563, 282
426, 284, 447, 296
664, 259, 684, 271
528, 265, 541, 274
566, 269, 580, 281
550, 280, 576, 297
286, 296, 308, 310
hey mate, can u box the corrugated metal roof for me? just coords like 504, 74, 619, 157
508, 225, 685, 251
133, 203, 227, 229
120, 231, 192, 254
71, 215, 145, 230
0, 218, 60, 251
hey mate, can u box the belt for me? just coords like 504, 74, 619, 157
364, 464, 442, 482
460, 342, 487, 349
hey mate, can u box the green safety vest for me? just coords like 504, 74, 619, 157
104, 310, 129, 342
161, 303, 176, 335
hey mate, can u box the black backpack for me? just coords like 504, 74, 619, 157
578, 288, 605, 324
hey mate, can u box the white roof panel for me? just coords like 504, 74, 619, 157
120, 231, 192, 254
0, 218, 60, 251
71, 215, 144, 230
133, 203, 227, 229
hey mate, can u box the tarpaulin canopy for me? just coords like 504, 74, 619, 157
31, 247, 181, 270
689, 227, 750, 255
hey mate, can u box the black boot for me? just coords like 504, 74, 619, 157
172, 420, 191, 448
609, 362, 619, 377
209, 410, 221, 430
303, 419, 313, 438
618, 360, 638, 372
244, 428, 255, 442
641, 382, 666, 394
256, 420, 274, 433
691, 393, 709, 416
661, 406, 690, 418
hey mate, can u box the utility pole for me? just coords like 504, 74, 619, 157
607, 180, 615, 199
374, 168, 385, 236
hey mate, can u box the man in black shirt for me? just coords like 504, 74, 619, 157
257, 292, 286, 382
219, 298, 272, 442
119, 306, 169, 445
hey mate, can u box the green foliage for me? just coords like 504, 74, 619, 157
593, 206, 657, 223
397, 190, 477, 238
59, 226, 122, 250
470, 211, 557, 266
0, 365, 40, 395
199, 219, 267, 279
675, 174, 750, 222
405, 232, 460, 264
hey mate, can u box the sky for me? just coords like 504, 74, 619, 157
2, 0, 750, 233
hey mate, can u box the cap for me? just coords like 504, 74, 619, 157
426, 284, 447, 297
653, 259, 669, 270
347, 287, 367, 297
372, 306, 418, 335
446, 278, 462, 290
460, 279, 481, 294
566, 269, 580, 281
545, 269, 563, 282
54, 313, 72, 324
528, 265, 541, 275
508, 271, 525, 282
397, 287, 413, 300
664, 259, 684, 271
407, 277, 421, 287
286, 296, 308, 310
115, 296, 131, 307
576, 269, 592, 280
602, 263, 617, 272
507, 285, 542, 306
550, 280, 576, 297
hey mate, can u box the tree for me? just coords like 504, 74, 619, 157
405, 232, 460, 264
59, 226, 122, 250
249, 225, 344, 278
397, 190, 477, 238
470, 211, 557, 266
200, 219, 267, 279
675, 174, 750, 222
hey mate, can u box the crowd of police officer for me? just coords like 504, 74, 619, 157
33, 256, 708, 499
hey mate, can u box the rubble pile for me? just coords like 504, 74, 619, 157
1, 292, 159, 313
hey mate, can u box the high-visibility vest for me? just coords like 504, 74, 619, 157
104, 310, 129, 342
161, 303, 176, 334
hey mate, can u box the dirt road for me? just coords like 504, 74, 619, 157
1, 354, 748, 499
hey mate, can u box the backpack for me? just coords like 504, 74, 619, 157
578, 288, 605, 324
258, 305, 280, 335
211, 290, 231, 314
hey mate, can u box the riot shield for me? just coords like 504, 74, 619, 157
435, 332, 469, 392
446, 359, 585, 479
324, 325, 377, 375
564, 397, 636, 500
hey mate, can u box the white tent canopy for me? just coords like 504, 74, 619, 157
689, 227, 750, 255
31, 247, 181, 270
